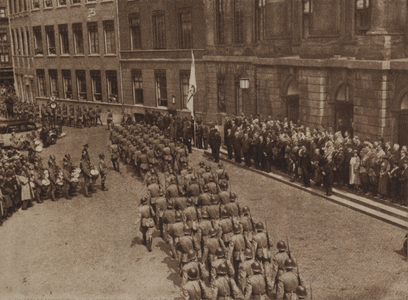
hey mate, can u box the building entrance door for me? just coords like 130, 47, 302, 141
286, 94, 299, 124
335, 101, 354, 136
399, 110, 408, 148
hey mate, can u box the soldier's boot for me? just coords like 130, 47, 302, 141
63, 189, 72, 200
147, 238, 153, 252
102, 183, 109, 191
170, 243, 178, 260
84, 185, 91, 198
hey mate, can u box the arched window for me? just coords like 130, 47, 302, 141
335, 84, 353, 135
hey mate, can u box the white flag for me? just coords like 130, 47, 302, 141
187, 50, 196, 118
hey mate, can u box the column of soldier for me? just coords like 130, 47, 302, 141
217, 116, 408, 205
110, 123, 308, 300
0, 145, 109, 226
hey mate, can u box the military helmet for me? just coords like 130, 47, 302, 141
255, 222, 264, 231
183, 225, 191, 235
203, 184, 209, 192
175, 211, 183, 222
218, 163, 224, 168
296, 285, 307, 298
242, 206, 250, 215
230, 193, 237, 201
167, 199, 174, 209
199, 161, 205, 167
209, 174, 214, 182
191, 176, 197, 182
284, 258, 296, 270
159, 189, 164, 196
140, 197, 148, 205
215, 247, 224, 257
201, 208, 209, 219
277, 240, 287, 251
221, 208, 229, 219
187, 166, 193, 172
209, 227, 217, 237
243, 248, 253, 259
187, 250, 197, 261
187, 267, 199, 280
211, 195, 219, 205
251, 261, 262, 273
233, 224, 241, 234
205, 166, 211, 172
217, 262, 229, 275
170, 177, 176, 184
186, 198, 194, 206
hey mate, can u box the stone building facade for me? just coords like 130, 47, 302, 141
200, 0, 408, 146
0, 0, 12, 86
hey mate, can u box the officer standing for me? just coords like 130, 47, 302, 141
134, 197, 156, 252
80, 149, 92, 197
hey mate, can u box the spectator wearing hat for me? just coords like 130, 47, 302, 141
400, 159, 408, 206
378, 154, 390, 200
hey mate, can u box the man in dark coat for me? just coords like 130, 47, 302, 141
299, 144, 311, 187
225, 129, 234, 160
213, 131, 222, 163
322, 155, 334, 196
233, 131, 242, 164
242, 133, 252, 168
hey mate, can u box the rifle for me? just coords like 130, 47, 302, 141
265, 219, 270, 250
310, 281, 313, 300
287, 235, 292, 259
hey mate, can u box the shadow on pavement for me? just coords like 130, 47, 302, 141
394, 248, 408, 261
130, 236, 143, 248
162, 256, 182, 288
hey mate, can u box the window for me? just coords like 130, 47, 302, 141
73, 23, 84, 54
234, 1, 244, 44
217, 75, 226, 113
355, 0, 370, 34
62, 70, 72, 99
0, 7, 6, 17
49, 69, 59, 97
103, 20, 115, 54
155, 70, 167, 107
180, 71, 190, 109
179, 11, 192, 49
90, 70, 102, 101
33, 26, 43, 55
11, 30, 16, 55
132, 69, 143, 104
21, 31, 26, 55
129, 14, 141, 50
76, 70, 87, 100
216, 0, 225, 44
45, 25, 56, 55
302, 0, 312, 38
58, 0, 66, 6
106, 70, 118, 103
0, 52, 9, 62
87, 22, 99, 54
16, 30, 20, 55
0, 29, 7, 42
26, 30, 30, 55
72, 0, 80, 4
59, 24, 69, 55
32, 0, 40, 8
255, 0, 265, 42
152, 12, 166, 49
44, 0, 52, 8
23, 0, 27, 10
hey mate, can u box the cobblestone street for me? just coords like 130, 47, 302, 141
0, 126, 407, 299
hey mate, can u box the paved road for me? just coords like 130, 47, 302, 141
0, 126, 407, 299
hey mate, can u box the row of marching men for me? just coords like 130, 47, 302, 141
135, 162, 309, 300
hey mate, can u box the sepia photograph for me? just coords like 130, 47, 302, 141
0, 0, 408, 299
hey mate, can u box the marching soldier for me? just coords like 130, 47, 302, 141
196, 208, 214, 259
212, 262, 244, 300
110, 141, 120, 172
237, 248, 256, 293
134, 197, 156, 252
215, 163, 230, 186
180, 267, 211, 300
176, 225, 198, 264
167, 211, 184, 260
163, 199, 176, 240
80, 150, 92, 197
218, 208, 234, 248
202, 228, 226, 267
272, 241, 295, 295
153, 189, 167, 238
224, 193, 240, 225
99, 153, 108, 191
228, 224, 248, 279
186, 176, 200, 205
276, 259, 305, 300
245, 261, 270, 300
218, 182, 231, 206
180, 250, 208, 286
211, 247, 235, 284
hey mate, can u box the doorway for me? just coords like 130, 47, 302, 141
335, 85, 354, 136
398, 110, 408, 148
286, 94, 300, 124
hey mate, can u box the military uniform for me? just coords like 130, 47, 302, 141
135, 199, 156, 252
